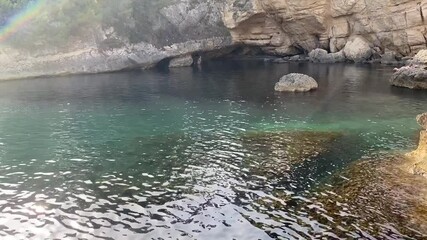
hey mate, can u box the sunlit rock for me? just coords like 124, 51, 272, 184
417, 113, 427, 130
223, 0, 427, 58
413, 50, 427, 65
274, 73, 318, 92
405, 114, 427, 175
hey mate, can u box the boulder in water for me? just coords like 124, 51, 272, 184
343, 36, 373, 63
275, 73, 318, 92
308, 48, 345, 63
390, 65, 427, 89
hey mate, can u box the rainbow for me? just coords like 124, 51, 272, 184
0, 0, 47, 43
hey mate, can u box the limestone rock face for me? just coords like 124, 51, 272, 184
275, 73, 318, 92
223, 0, 427, 57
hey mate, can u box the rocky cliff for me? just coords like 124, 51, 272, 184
223, 0, 427, 57
0, 0, 232, 80
1, 0, 427, 80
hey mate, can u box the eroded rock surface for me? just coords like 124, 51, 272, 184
223, 0, 427, 58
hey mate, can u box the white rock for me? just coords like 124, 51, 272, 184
275, 73, 318, 92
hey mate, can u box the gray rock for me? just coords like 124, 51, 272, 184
381, 51, 398, 65
390, 66, 427, 89
169, 55, 194, 68
288, 55, 309, 62
272, 58, 288, 63
309, 48, 345, 63
289, 55, 301, 61
0, 0, 232, 80
275, 73, 318, 92
343, 36, 373, 63
417, 113, 427, 130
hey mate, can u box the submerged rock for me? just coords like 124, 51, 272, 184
241, 130, 342, 177
390, 65, 427, 89
274, 73, 318, 92
343, 36, 373, 63
313, 155, 427, 238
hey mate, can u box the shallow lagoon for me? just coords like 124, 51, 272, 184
0, 61, 427, 239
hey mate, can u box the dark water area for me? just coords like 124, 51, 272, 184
0, 61, 427, 239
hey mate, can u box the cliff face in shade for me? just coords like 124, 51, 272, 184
0, 0, 232, 80
223, 0, 427, 56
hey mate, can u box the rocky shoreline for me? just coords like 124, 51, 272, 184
1, 0, 427, 81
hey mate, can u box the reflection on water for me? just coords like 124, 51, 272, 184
0, 61, 427, 239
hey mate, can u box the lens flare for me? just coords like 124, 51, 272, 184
0, 0, 47, 43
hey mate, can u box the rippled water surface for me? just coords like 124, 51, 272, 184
1, 61, 427, 239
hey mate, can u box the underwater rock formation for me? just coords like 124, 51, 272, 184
241, 130, 341, 177
314, 156, 427, 238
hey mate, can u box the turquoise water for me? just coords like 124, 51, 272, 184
0, 61, 426, 239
